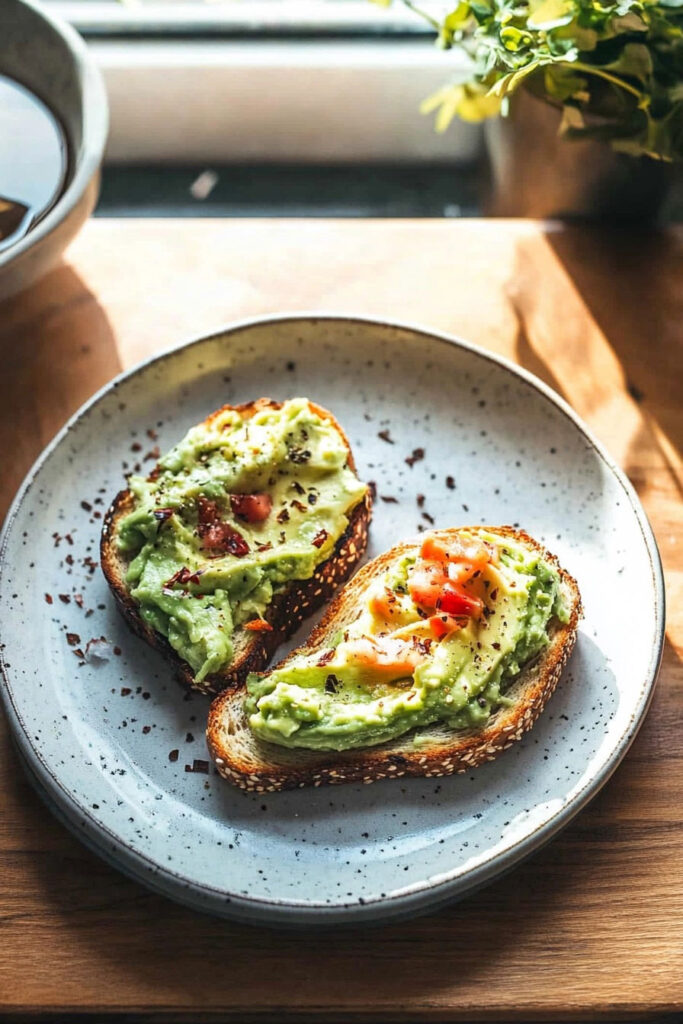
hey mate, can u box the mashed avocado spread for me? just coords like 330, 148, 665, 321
246, 530, 568, 751
116, 398, 368, 681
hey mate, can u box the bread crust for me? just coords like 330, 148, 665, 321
100, 398, 372, 696
206, 527, 582, 791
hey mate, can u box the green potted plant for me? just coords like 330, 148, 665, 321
375, 0, 682, 218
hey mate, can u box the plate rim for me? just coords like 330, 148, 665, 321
0, 312, 666, 924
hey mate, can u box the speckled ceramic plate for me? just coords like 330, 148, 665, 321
0, 315, 664, 925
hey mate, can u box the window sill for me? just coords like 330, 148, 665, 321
93, 38, 480, 165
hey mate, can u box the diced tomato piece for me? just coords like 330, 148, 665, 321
408, 561, 448, 610
202, 523, 250, 556
447, 560, 479, 585
344, 635, 426, 674
243, 618, 273, 632
436, 585, 483, 618
196, 497, 250, 556
420, 534, 452, 564
429, 614, 464, 640
369, 588, 399, 620
420, 531, 491, 568
410, 532, 490, 623
230, 492, 272, 523
197, 496, 221, 528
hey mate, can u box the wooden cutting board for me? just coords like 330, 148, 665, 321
0, 218, 681, 1021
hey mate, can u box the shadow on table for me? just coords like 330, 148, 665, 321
0, 261, 121, 523
510, 225, 682, 501
545, 226, 682, 455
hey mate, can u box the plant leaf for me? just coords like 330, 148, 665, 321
527, 0, 573, 31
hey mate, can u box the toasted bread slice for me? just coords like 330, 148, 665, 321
207, 527, 581, 791
101, 398, 372, 696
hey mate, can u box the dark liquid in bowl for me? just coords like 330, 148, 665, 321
0, 74, 68, 253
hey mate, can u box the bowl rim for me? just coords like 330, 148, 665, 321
0, 0, 108, 270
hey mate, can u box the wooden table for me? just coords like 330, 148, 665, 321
1, 220, 681, 1022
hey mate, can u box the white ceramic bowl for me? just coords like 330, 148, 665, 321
0, 0, 108, 301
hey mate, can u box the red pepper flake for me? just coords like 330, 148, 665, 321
490, 588, 498, 602
45, 593, 53, 605
66, 633, 81, 646
72, 648, 85, 659
405, 448, 425, 468
416, 494, 425, 508
142, 725, 151, 734
65, 554, 74, 566
146, 428, 158, 441
144, 446, 160, 462
113, 646, 122, 656
290, 499, 307, 513
120, 687, 131, 696
256, 541, 273, 552
80, 500, 92, 512
312, 529, 329, 549
131, 441, 142, 452
153, 507, 174, 523
74, 594, 84, 608
205, 523, 249, 556
446, 476, 455, 490
276, 507, 290, 524
243, 618, 273, 632
317, 649, 335, 667
65, 534, 74, 546
168, 749, 179, 762
380, 495, 398, 504
367, 480, 377, 502
164, 566, 206, 589
58, 594, 71, 604
378, 430, 394, 444
422, 512, 435, 525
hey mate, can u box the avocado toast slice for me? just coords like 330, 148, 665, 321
101, 397, 372, 696
207, 527, 581, 790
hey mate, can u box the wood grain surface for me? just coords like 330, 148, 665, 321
0, 219, 681, 1022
